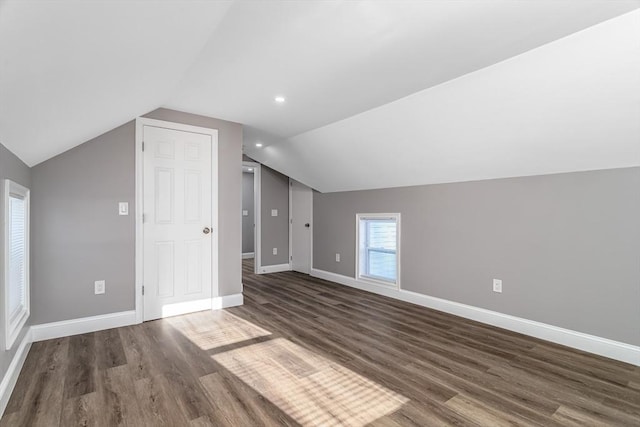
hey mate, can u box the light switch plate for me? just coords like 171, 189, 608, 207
493, 279, 502, 293
242, 210, 249, 216
273, 247, 278, 255
118, 202, 129, 216
95, 280, 105, 295
271, 209, 278, 217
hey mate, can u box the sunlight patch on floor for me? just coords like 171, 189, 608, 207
213, 338, 408, 426
166, 311, 271, 350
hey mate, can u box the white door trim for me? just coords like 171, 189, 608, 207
242, 161, 261, 274
135, 117, 219, 324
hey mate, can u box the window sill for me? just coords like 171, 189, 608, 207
357, 275, 399, 290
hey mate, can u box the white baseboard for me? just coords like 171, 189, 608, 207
310, 268, 640, 366
30, 294, 244, 344
242, 252, 255, 259
257, 263, 291, 274
0, 327, 32, 418
213, 293, 244, 309
31, 310, 137, 342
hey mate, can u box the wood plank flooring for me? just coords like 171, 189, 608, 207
2, 259, 639, 426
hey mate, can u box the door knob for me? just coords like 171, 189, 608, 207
203, 227, 211, 234
304, 223, 310, 228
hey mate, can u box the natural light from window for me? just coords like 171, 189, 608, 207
165, 310, 409, 426
213, 337, 408, 426
166, 310, 271, 351
357, 213, 400, 287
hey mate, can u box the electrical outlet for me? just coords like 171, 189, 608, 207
273, 247, 277, 255
335, 253, 341, 262
95, 280, 105, 295
271, 209, 278, 217
493, 279, 502, 293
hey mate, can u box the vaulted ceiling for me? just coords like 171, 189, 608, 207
1, 1, 638, 192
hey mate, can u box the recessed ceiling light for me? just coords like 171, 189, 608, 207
256, 143, 263, 147
274, 96, 286, 103
248, 168, 253, 171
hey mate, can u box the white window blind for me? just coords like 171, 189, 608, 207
9, 195, 26, 322
364, 219, 397, 281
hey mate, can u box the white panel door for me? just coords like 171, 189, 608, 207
291, 179, 312, 274
143, 125, 214, 321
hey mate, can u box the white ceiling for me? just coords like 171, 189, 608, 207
1, 1, 638, 192
0, 0, 233, 165
248, 9, 640, 192
170, 0, 639, 139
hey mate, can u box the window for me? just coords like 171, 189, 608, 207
356, 213, 400, 287
4, 179, 30, 350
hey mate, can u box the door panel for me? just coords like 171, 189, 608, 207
155, 241, 175, 297
291, 180, 312, 274
185, 239, 203, 294
143, 125, 213, 321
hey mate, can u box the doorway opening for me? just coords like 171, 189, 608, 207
242, 161, 261, 274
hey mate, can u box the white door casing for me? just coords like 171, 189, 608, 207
290, 179, 312, 274
141, 123, 218, 321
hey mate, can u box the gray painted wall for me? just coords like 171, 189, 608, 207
314, 167, 640, 346
261, 166, 289, 266
0, 142, 32, 384
31, 108, 242, 324
242, 172, 254, 253
31, 122, 136, 324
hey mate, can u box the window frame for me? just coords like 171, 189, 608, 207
4, 179, 30, 350
355, 213, 401, 289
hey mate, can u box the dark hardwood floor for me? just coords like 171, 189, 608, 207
2, 259, 639, 426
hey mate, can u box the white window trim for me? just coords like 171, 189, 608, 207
4, 179, 30, 350
355, 213, 401, 290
